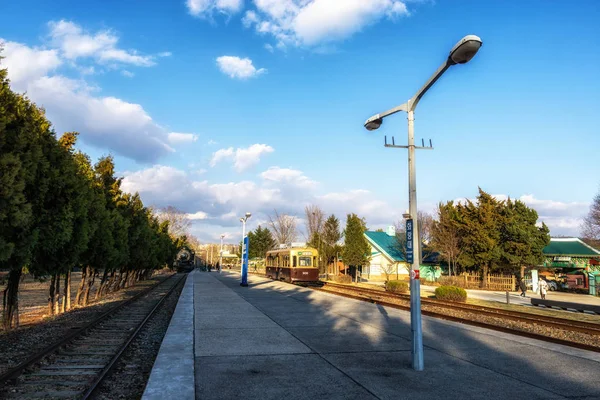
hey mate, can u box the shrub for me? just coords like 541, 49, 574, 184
438, 276, 467, 289
435, 285, 467, 302
333, 274, 352, 284
385, 280, 409, 294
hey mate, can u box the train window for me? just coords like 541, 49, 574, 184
293, 256, 297, 267
299, 257, 311, 267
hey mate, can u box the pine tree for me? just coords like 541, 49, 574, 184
341, 214, 370, 274
457, 188, 502, 280
248, 225, 276, 258
499, 198, 550, 276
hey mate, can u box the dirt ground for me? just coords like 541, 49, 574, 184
0, 270, 168, 330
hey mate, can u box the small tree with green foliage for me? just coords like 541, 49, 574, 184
341, 214, 370, 280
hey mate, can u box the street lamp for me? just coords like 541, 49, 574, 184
219, 234, 225, 273
363, 35, 482, 371
240, 212, 252, 287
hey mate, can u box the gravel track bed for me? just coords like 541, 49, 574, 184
0, 274, 173, 376
90, 276, 186, 400
321, 286, 600, 350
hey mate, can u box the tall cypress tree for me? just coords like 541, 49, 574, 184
499, 198, 550, 275
341, 214, 370, 271
0, 69, 52, 328
457, 188, 502, 278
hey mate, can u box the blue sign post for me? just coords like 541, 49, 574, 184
406, 219, 414, 264
241, 236, 249, 287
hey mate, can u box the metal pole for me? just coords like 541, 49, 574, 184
407, 110, 424, 371
241, 220, 245, 275
219, 236, 223, 273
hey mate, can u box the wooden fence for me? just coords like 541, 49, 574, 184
462, 272, 516, 291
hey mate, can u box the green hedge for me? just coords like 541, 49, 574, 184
385, 280, 409, 294
435, 285, 467, 302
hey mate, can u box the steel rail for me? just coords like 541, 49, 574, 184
322, 282, 600, 335
0, 273, 177, 386
81, 273, 186, 399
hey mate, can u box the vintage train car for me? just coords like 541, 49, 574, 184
265, 244, 319, 283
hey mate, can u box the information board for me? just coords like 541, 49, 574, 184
406, 219, 414, 264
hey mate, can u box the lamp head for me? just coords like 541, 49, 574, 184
448, 35, 482, 65
239, 218, 244, 223
245, 212, 252, 219
364, 115, 383, 131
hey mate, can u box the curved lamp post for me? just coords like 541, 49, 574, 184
240, 212, 252, 286
363, 35, 482, 371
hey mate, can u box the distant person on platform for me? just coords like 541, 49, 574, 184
538, 277, 548, 300
519, 278, 527, 297
216, 261, 220, 273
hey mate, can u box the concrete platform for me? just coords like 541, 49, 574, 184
148, 270, 600, 399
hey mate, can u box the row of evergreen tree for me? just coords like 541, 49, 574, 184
244, 190, 551, 278
0, 69, 182, 330
430, 189, 551, 276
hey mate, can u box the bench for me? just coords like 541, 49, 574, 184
531, 298, 600, 314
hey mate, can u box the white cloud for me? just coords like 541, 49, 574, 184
244, 0, 409, 48
209, 147, 235, 167
210, 144, 274, 171
207, 139, 218, 145
122, 165, 189, 196
168, 132, 199, 144
261, 166, 317, 189
158, 51, 172, 57
48, 20, 157, 67
216, 56, 266, 79
518, 194, 588, 236
121, 70, 135, 78
188, 211, 209, 220
186, 0, 244, 17
0, 41, 62, 85
121, 163, 400, 242
1, 27, 174, 163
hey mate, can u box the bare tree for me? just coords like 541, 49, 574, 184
417, 211, 434, 245
268, 209, 298, 245
381, 263, 398, 281
430, 202, 463, 276
305, 204, 325, 240
155, 206, 191, 239
305, 205, 326, 272
581, 189, 600, 248
393, 211, 435, 268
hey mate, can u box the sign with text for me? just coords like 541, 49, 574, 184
406, 219, 414, 264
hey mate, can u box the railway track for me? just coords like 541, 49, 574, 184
0, 273, 186, 400
322, 282, 600, 335
314, 282, 600, 353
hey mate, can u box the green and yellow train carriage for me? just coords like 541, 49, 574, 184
265, 244, 319, 282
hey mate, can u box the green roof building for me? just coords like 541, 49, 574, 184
541, 238, 600, 272
362, 226, 441, 282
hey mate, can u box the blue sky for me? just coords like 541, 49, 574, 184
2, 0, 599, 243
